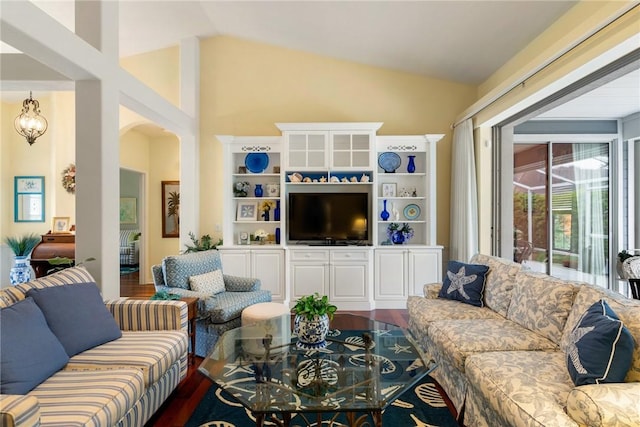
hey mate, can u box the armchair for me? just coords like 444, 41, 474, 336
152, 250, 271, 356
119, 229, 140, 266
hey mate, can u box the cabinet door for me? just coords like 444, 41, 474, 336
374, 250, 408, 300
219, 250, 251, 277
286, 132, 328, 169
408, 249, 442, 296
252, 250, 285, 301
330, 262, 368, 301
290, 263, 328, 300
331, 132, 372, 169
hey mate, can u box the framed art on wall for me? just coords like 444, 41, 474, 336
162, 181, 180, 238
120, 198, 137, 224
14, 176, 45, 222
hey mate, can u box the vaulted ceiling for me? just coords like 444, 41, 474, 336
2, 1, 638, 121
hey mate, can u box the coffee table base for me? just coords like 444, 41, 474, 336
256, 409, 382, 427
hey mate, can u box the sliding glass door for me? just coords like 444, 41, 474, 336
513, 141, 610, 286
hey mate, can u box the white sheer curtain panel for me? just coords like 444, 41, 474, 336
450, 118, 479, 262
573, 144, 607, 286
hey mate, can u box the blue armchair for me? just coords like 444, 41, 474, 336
152, 250, 271, 356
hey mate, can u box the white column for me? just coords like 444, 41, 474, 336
75, 1, 120, 299
178, 38, 200, 248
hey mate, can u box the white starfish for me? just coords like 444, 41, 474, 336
567, 325, 595, 374
390, 343, 412, 354
446, 266, 477, 300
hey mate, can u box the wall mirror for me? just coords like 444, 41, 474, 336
15, 176, 45, 222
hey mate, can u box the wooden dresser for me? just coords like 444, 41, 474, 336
31, 233, 75, 278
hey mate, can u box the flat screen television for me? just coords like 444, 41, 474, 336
288, 192, 369, 244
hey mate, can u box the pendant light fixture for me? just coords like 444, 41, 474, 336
14, 91, 48, 145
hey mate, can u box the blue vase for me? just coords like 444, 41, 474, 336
380, 200, 390, 221
391, 231, 405, 245
407, 155, 416, 173
275, 227, 281, 244
274, 200, 280, 221
254, 184, 263, 197
10, 256, 32, 285
262, 209, 270, 222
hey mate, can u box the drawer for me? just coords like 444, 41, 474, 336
331, 250, 369, 262
41, 233, 75, 243
289, 250, 330, 262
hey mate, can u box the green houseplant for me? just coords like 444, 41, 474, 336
183, 232, 222, 253
4, 233, 41, 285
292, 293, 337, 350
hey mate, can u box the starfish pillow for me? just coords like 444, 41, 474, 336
567, 299, 635, 386
438, 261, 489, 307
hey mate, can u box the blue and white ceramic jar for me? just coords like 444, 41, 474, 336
293, 314, 330, 350
10, 255, 32, 285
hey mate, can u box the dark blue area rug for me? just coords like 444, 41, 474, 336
186, 375, 457, 427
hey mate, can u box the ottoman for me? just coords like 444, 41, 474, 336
241, 302, 291, 354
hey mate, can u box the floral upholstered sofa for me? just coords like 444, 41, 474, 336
152, 249, 271, 357
408, 253, 640, 427
0, 266, 188, 427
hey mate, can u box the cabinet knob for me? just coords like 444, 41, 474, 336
345, 253, 351, 258
304, 254, 311, 258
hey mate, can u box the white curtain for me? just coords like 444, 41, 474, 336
450, 118, 478, 262
573, 144, 607, 286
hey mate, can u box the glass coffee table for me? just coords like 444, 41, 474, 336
198, 313, 436, 427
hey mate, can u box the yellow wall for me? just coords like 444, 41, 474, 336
120, 46, 180, 107
197, 36, 476, 249
119, 129, 180, 281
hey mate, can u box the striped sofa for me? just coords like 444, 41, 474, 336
0, 266, 189, 427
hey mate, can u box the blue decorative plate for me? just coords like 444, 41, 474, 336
403, 204, 421, 220
378, 152, 401, 173
244, 153, 269, 173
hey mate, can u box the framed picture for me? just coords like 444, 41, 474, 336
238, 231, 250, 245
238, 166, 247, 174
162, 181, 180, 238
382, 183, 397, 197
120, 198, 137, 224
237, 201, 258, 221
52, 216, 71, 233
14, 176, 45, 222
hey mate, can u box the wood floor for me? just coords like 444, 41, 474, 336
119, 271, 458, 426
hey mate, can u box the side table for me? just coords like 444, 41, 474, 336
180, 297, 198, 364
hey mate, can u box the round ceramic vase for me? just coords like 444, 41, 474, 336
10, 256, 32, 285
294, 314, 330, 350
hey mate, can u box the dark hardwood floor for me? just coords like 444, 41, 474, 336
119, 271, 457, 426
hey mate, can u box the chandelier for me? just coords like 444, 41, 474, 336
14, 91, 48, 145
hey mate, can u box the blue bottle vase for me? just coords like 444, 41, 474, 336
407, 155, 416, 173
254, 184, 263, 197
274, 200, 280, 221
275, 227, 281, 244
380, 200, 390, 221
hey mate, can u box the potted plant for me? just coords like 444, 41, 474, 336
183, 232, 222, 253
386, 222, 414, 245
292, 293, 337, 349
4, 233, 41, 285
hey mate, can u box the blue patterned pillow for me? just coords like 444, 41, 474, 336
27, 282, 122, 356
438, 261, 489, 307
567, 299, 635, 386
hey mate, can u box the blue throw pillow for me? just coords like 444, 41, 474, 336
438, 261, 489, 307
27, 282, 122, 356
567, 299, 635, 386
0, 297, 70, 394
